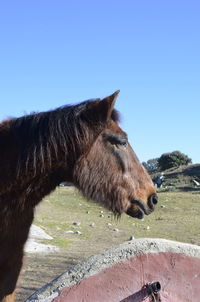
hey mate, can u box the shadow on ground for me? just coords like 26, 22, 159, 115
16, 253, 79, 302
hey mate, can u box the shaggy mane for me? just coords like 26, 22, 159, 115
8, 99, 120, 178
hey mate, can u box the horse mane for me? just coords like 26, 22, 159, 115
7, 99, 120, 178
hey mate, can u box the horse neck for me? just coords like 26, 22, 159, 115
0, 105, 102, 204
12, 108, 80, 176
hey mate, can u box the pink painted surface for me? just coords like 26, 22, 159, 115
53, 252, 200, 302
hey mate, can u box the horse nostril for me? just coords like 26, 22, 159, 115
148, 194, 158, 209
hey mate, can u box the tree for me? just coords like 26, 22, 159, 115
142, 158, 160, 174
158, 151, 192, 171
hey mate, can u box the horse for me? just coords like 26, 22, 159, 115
0, 91, 157, 302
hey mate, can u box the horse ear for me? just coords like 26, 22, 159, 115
99, 90, 120, 122
80, 90, 120, 125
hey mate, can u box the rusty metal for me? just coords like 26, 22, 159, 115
145, 282, 161, 302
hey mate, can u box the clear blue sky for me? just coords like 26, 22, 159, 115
0, 0, 199, 163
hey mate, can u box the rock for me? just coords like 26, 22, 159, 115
160, 205, 166, 208
107, 223, 112, 226
74, 231, 82, 235
73, 222, 81, 226
65, 230, 75, 234
65, 230, 82, 235
193, 179, 200, 186
113, 228, 119, 232
144, 226, 150, 230
25, 225, 59, 253
99, 214, 104, 218
129, 235, 135, 240
25, 235, 58, 254
89, 223, 95, 227
29, 224, 53, 240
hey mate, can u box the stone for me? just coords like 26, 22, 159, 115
65, 230, 75, 234
75, 231, 82, 235
73, 222, 81, 226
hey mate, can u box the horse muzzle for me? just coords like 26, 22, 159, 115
126, 194, 158, 219
126, 207, 145, 219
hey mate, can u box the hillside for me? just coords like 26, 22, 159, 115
153, 164, 200, 190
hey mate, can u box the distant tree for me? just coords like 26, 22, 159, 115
158, 151, 192, 171
142, 158, 160, 174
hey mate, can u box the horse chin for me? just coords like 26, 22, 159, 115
126, 208, 144, 219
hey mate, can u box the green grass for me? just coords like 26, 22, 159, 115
34, 187, 200, 250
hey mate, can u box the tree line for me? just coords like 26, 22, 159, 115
142, 151, 192, 174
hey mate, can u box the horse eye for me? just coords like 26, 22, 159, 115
120, 140, 128, 147
107, 136, 128, 147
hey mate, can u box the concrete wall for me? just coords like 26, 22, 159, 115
26, 238, 200, 302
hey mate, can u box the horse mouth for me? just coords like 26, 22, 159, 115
126, 200, 152, 219
126, 207, 144, 219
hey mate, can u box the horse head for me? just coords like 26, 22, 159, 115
73, 91, 157, 219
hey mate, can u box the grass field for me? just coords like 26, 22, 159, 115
17, 186, 200, 301
34, 186, 200, 245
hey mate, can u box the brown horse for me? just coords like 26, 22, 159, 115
0, 91, 157, 302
